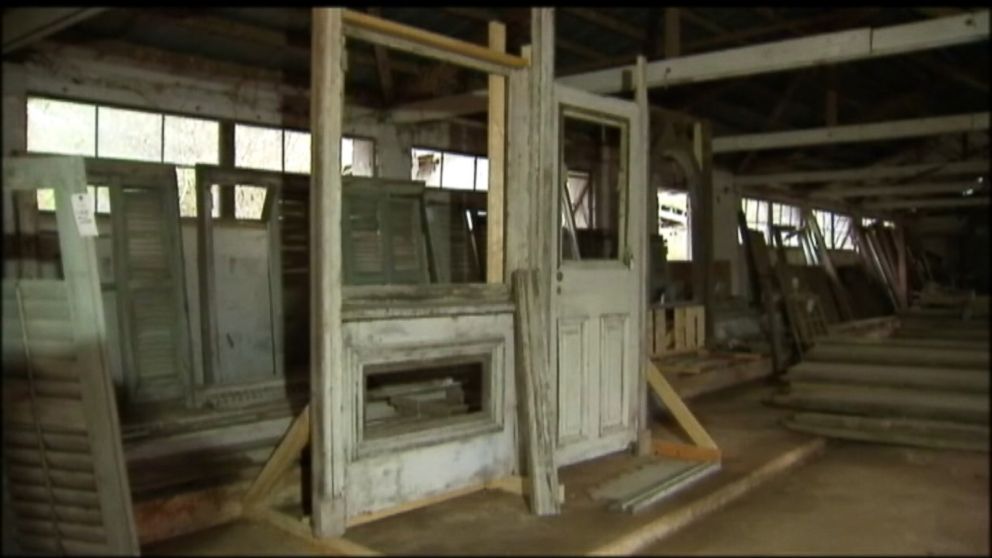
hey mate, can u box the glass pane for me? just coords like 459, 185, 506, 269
351, 138, 375, 177
658, 190, 689, 261
27, 97, 96, 156
36, 189, 56, 212
475, 158, 489, 191
176, 167, 198, 217
235, 185, 267, 220
235, 124, 282, 171
97, 106, 162, 161
411, 148, 442, 187
284, 130, 311, 174
566, 171, 591, 229
342, 137, 354, 175
560, 113, 626, 261
164, 115, 219, 165
441, 152, 476, 190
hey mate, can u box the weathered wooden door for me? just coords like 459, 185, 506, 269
552, 85, 646, 466
2, 156, 139, 554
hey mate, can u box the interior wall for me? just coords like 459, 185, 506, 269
711, 169, 742, 297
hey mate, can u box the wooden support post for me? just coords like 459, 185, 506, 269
664, 8, 681, 58
646, 360, 718, 450
243, 404, 311, 511
894, 225, 908, 308
504, 46, 531, 274
310, 7, 347, 538
486, 21, 507, 284
635, 55, 652, 456
512, 268, 561, 516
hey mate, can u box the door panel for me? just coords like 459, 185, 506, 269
553, 85, 645, 466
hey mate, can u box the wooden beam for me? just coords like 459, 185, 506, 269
863, 196, 989, 210
664, 8, 681, 58
714, 113, 990, 153
487, 21, 507, 284
646, 361, 718, 450
3, 8, 106, 54
735, 159, 990, 186
558, 10, 990, 93
243, 404, 310, 510
341, 9, 527, 73
820, 181, 981, 199
310, 7, 346, 538
563, 8, 644, 41
368, 8, 395, 104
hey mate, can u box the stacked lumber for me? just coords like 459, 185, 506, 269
773, 314, 990, 452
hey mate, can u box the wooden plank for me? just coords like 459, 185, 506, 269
653, 440, 721, 462
310, 7, 347, 538
789, 361, 989, 393
773, 382, 989, 424
645, 360, 718, 449
673, 307, 687, 350
808, 341, 989, 369
248, 507, 382, 556
341, 9, 527, 73
512, 268, 561, 515
243, 404, 311, 509
486, 20, 507, 284
785, 412, 989, 451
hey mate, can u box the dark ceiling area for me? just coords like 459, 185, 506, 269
38, 7, 991, 174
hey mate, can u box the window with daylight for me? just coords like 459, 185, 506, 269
565, 171, 592, 229
657, 190, 690, 261
27, 96, 220, 217
771, 202, 802, 247
410, 148, 489, 191
740, 197, 769, 243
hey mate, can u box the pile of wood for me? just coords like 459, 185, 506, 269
773, 314, 990, 452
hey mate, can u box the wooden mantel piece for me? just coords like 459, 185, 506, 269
310, 7, 347, 538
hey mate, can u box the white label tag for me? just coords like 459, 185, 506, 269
70, 192, 99, 237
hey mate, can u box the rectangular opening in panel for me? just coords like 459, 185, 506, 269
560, 111, 628, 262
363, 356, 489, 440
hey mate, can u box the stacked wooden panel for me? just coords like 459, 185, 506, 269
774, 314, 990, 452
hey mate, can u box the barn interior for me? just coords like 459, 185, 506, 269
1, 7, 989, 556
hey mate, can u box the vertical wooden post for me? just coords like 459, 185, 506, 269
218, 122, 236, 218
310, 7, 347, 538
894, 225, 908, 308
504, 46, 531, 276
633, 55, 652, 456
530, 8, 557, 403
486, 21, 507, 284
195, 167, 219, 385
692, 121, 715, 341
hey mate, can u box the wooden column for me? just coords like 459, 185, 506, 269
692, 121, 715, 340
218, 121, 236, 217
633, 56, 652, 456
486, 21, 507, 284
310, 7, 347, 538
504, 46, 531, 275
530, 8, 556, 369
894, 225, 908, 307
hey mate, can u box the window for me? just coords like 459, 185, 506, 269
27, 98, 96, 156
565, 171, 592, 229
740, 198, 769, 243
27, 96, 221, 219
234, 185, 267, 220
234, 123, 373, 176
833, 214, 854, 250
410, 148, 489, 191
657, 190, 690, 261
771, 202, 801, 247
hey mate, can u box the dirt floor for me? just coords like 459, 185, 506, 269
145, 381, 990, 556
642, 441, 990, 556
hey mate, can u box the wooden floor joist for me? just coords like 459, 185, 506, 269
242, 403, 310, 511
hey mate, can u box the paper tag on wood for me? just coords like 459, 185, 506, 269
70, 192, 99, 237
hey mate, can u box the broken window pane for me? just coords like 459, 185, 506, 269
164, 115, 219, 165
235, 124, 283, 171
235, 185, 267, 220
658, 190, 690, 260
176, 167, 198, 217
27, 97, 96, 156
411, 148, 442, 187
97, 106, 163, 162
441, 152, 476, 190
566, 171, 591, 229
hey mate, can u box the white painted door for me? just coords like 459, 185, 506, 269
552, 85, 646, 466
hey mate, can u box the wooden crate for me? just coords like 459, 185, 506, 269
648, 304, 705, 358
